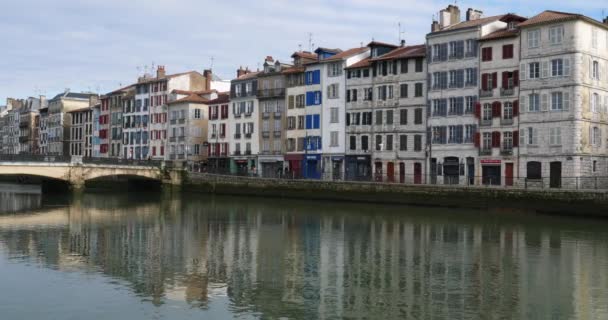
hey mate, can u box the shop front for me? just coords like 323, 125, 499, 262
303, 154, 321, 179
231, 157, 257, 176
345, 155, 371, 181
258, 155, 284, 178
285, 154, 303, 179
481, 159, 501, 186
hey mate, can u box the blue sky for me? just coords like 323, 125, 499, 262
0, 0, 606, 103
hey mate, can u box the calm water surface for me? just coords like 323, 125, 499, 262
1, 183, 608, 319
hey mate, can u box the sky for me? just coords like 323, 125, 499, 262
0, 0, 606, 103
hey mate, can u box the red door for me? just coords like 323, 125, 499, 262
399, 162, 405, 183
505, 163, 514, 186
414, 163, 422, 184
387, 162, 395, 183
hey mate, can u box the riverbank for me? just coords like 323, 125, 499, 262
185, 173, 608, 217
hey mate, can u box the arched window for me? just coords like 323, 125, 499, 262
527, 161, 542, 179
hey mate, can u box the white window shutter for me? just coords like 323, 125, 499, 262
564, 58, 570, 76
542, 93, 549, 111
563, 92, 570, 111
589, 57, 593, 80
533, 128, 539, 145
520, 94, 527, 113
519, 129, 526, 146
520, 63, 527, 81
542, 61, 549, 78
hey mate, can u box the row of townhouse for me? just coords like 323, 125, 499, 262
2, 5, 608, 187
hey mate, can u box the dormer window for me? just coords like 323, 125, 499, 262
508, 21, 516, 30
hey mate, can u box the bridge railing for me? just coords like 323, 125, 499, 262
0, 154, 72, 163
81, 157, 162, 167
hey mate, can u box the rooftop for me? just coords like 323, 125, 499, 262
372, 44, 426, 61
345, 57, 371, 69
431, 14, 506, 35
518, 10, 608, 30
167, 93, 209, 105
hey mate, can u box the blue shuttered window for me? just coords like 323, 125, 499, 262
313, 114, 320, 129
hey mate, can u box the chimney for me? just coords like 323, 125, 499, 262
203, 69, 212, 91
439, 5, 460, 28
466, 8, 483, 21
603, 16, 608, 25
236, 66, 249, 78
431, 20, 441, 32
89, 95, 99, 107
265, 56, 274, 63
156, 65, 166, 78
400, 39, 406, 47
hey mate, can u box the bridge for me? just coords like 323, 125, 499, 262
0, 155, 183, 190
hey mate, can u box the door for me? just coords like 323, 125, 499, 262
387, 162, 395, 183
550, 161, 562, 188
414, 162, 422, 184
505, 163, 514, 186
399, 162, 405, 183
374, 162, 383, 182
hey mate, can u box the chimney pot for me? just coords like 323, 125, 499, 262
400, 39, 406, 47
156, 65, 166, 78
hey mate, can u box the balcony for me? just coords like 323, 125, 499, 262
178, 118, 186, 124
262, 131, 270, 138
170, 119, 177, 124
177, 154, 185, 160
480, 119, 493, 127
479, 148, 492, 156
273, 131, 282, 138
501, 149, 513, 156
480, 90, 493, 98
245, 133, 252, 139
233, 150, 241, 156
178, 136, 185, 142
273, 112, 282, 119
234, 113, 242, 119
169, 137, 176, 142
245, 150, 252, 155
211, 133, 217, 139
234, 133, 241, 139
19, 136, 29, 143
500, 118, 514, 126
257, 88, 286, 99
500, 88, 515, 97
244, 113, 252, 118
262, 112, 270, 119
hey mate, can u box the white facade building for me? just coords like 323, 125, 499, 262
518, 11, 608, 188
229, 69, 260, 175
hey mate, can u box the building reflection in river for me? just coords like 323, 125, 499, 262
1, 192, 608, 319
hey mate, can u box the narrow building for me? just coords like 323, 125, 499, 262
477, 15, 527, 186
518, 11, 608, 188
47, 91, 98, 156
257, 57, 291, 178
206, 92, 231, 173
427, 6, 506, 185
229, 68, 260, 175
284, 51, 317, 178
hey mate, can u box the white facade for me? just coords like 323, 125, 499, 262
519, 15, 608, 188
229, 72, 259, 174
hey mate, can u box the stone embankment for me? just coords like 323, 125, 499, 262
185, 173, 608, 217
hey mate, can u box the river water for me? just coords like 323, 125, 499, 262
1, 183, 608, 319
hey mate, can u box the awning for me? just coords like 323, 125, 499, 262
284, 154, 304, 161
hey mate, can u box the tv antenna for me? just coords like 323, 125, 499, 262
210, 56, 215, 69
398, 22, 406, 43
308, 33, 313, 51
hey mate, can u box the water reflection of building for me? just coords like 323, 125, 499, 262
1, 195, 608, 319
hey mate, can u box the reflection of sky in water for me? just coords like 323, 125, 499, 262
0, 191, 608, 319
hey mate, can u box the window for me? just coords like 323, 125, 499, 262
504, 102, 513, 120
529, 62, 540, 79
414, 135, 422, 151
591, 93, 599, 113
297, 115, 304, 129
528, 30, 540, 48
591, 126, 601, 147
527, 162, 542, 179
551, 92, 563, 110
330, 107, 339, 123
550, 127, 562, 145
482, 132, 492, 150
483, 104, 492, 121
592, 61, 600, 80
465, 68, 477, 86
432, 99, 447, 117
551, 59, 563, 77
549, 26, 563, 45
288, 95, 295, 109
502, 44, 514, 59
414, 83, 423, 97
361, 136, 369, 150
401, 59, 408, 73
330, 131, 339, 147
375, 110, 383, 125
328, 63, 342, 77
448, 125, 463, 144
400, 109, 408, 125
349, 136, 356, 150
527, 127, 538, 145
386, 135, 393, 151
386, 110, 393, 125
399, 135, 407, 151
529, 94, 540, 112
414, 108, 423, 124
503, 132, 513, 150
415, 58, 423, 72
327, 83, 339, 99
481, 47, 492, 61
465, 125, 477, 143
375, 135, 383, 151
400, 84, 408, 98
